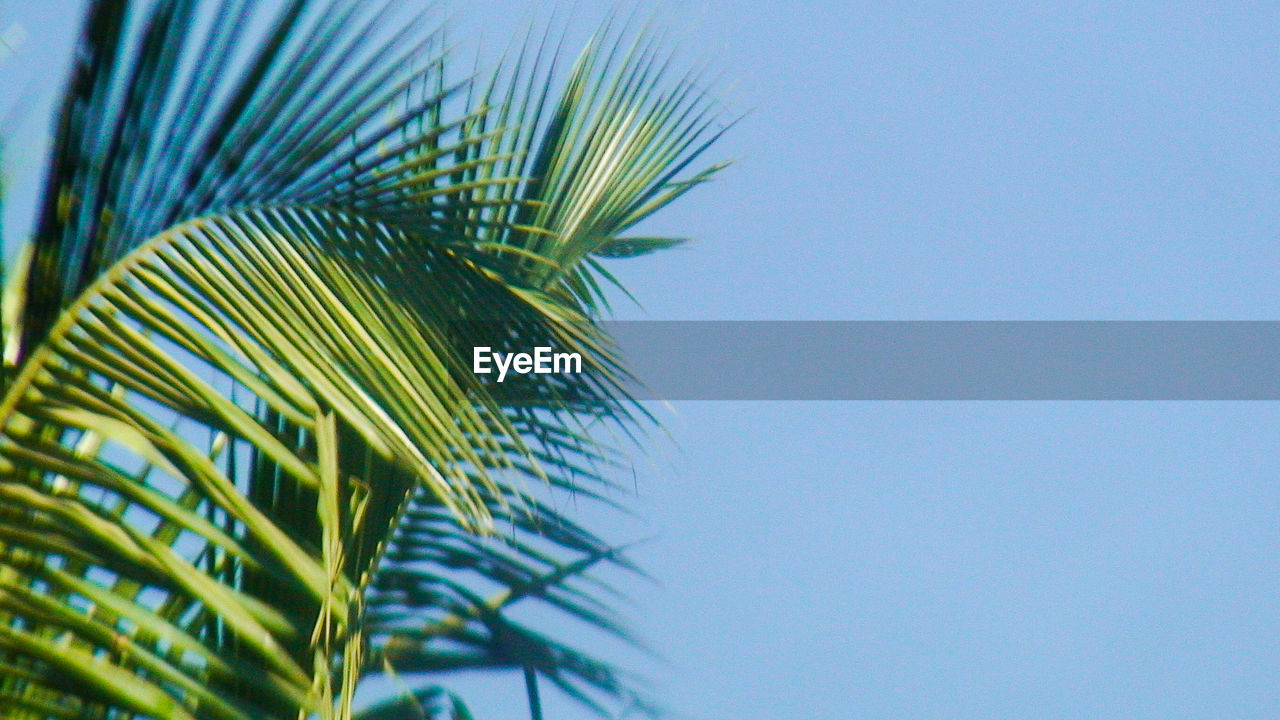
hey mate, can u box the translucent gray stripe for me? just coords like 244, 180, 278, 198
592, 322, 1280, 400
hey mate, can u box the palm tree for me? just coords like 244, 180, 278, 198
0, 1, 726, 718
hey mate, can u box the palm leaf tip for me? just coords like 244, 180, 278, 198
451, 15, 732, 312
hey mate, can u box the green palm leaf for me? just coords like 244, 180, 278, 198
0, 1, 727, 718
23, 0, 480, 358
0, 205, 632, 718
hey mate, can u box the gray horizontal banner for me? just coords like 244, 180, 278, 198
589, 321, 1280, 400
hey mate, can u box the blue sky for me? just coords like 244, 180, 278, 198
3, 2, 1280, 719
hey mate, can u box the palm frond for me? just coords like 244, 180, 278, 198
365, 480, 658, 716
0, 205, 633, 718
2, 2, 728, 719
353, 686, 474, 720
22, 0, 481, 359
438, 15, 734, 313
357, 19, 738, 716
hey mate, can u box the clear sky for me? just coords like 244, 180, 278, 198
3, 2, 1280, 719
